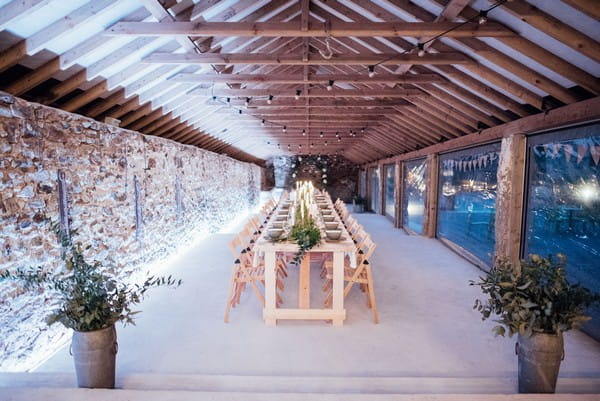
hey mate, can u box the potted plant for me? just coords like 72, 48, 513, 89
471, 254, 599, 393
352, 195, 366, 213
1, 220, 181, 388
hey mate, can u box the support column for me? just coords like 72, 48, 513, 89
494, 134, 527, 270
394, 161, 402, 228
378, 162, 385, 215
423, 153, 439, 238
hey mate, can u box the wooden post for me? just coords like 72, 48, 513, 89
494, 134, 527, 270
298, 253, 310, 308
378, 162, 385, 215
422, 153, 439, 238
394, 161, 402, 228
263, 250, 277, 326
332, 250, 345, 327
365, 167, 372, 211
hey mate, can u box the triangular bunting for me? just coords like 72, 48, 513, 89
591, 144, 600, 165
563, 144, 573, 163
577, 143, 588, 164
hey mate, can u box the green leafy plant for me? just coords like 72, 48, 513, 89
289, 204, 321, 265
0, 219, 181, 332
471, 254, 600, 338
353, 195, 365, 205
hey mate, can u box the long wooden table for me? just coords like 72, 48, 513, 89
253, 195, 355, 326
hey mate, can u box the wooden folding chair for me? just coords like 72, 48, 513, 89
322, 236, 378, 324
225, 230, 286, 322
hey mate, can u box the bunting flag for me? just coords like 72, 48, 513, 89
551, 143, 562, 159
443, 150, 499, 173
563, 144, 573, 163
591, 144, 600, 165
577, 143, 588, 164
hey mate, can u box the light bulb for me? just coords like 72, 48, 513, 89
417, 43, 425, 57
327, 80, 334, 91
295, 89, 301, 100
226, 97, 231, 107
283, 125, 286, 133
478, 10, 488, 25
267, 95, 273, 104
368, 65, 375, 78
244, 97, 250, 108
319, 131, 323, 138
261, 119, 265, 127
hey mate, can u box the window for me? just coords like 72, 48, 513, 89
524, 123, 600, 339
437, 143, 500, 265
384, 164, 396, 219
369, 168, 380, 213
402, 158, 427, 234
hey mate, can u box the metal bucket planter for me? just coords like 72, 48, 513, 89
516, 332, 564, 393
71, 325, 118, 388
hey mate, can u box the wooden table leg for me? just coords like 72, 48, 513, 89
263, 250, 277, 326
298, 253, 310, 308
332, 251, 345, 326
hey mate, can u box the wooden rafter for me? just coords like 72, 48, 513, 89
169, 73, 446, 84
143, 52, 473, 65
107, 21, 513, 37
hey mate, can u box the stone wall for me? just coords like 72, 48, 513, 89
0, 92, 261, 371
271, 155, 358, 202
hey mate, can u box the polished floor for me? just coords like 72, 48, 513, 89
35, 209, 600, 389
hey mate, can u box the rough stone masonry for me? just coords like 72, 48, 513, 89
0, 92, 261, 371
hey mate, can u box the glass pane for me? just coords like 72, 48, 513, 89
524, 124, 600, 339
402, 158, 427, 234
384, 164, 396, 218
370, 168, 380, 212
437, 143, 500, 265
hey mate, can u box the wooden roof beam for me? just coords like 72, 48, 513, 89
190, 88, 423, 98
143, 52, 473, 65
500, 0, 600, 63
107, 21, 514, 38
169, 73, 447, 84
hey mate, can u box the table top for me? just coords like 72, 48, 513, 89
254, 194, 355, 254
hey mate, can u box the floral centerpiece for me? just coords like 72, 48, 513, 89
290, 181, 321, 264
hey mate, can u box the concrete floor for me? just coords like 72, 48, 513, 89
35, 212, 600, 385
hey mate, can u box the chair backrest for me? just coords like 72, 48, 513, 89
354, 227, 370, 250
358, 236, 377, 265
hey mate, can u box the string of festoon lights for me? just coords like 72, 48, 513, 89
207, 0, 507, 153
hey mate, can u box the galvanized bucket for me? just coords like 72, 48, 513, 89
516, 332, 564, 393
71, 325, 118, 388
